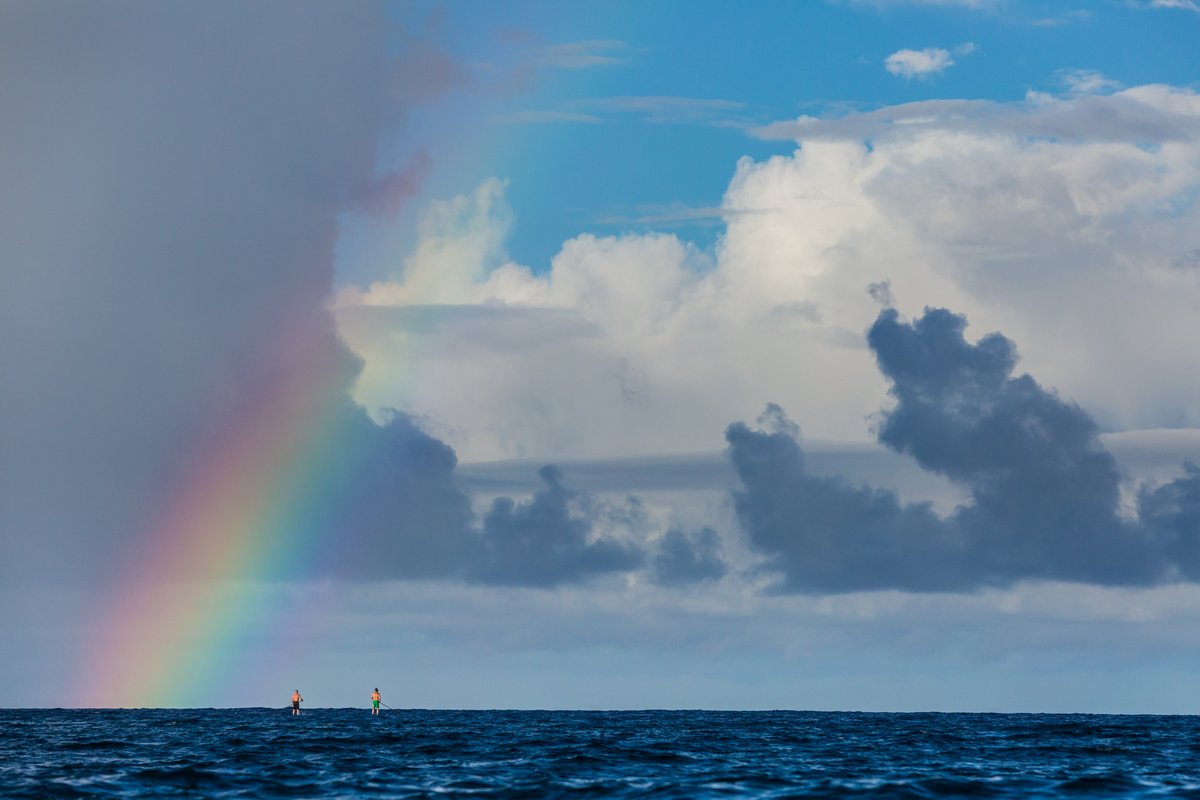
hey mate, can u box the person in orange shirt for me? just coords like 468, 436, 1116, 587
370, 688, 381, 715
291, 689, 303, 715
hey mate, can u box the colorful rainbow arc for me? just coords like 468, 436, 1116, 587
81, 333, 365, 708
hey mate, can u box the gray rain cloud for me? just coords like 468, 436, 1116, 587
1, 0, 401, 586
729, 307, 1200, 593
469, 465, 645, 587
0, 1, 691, 595
320, 416, 645, 588
652, 527, 727, 587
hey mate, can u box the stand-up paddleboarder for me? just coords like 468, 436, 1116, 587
371, 688, 381, 715
291, 689, 303, 715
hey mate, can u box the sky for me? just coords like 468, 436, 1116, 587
3, 0, 1200, 712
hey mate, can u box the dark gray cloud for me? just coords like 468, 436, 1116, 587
653, 527, 727, 586
0, 1, 640, 593
319, 408, 479, 582
728, 405, 965, 593
870, 307, 1163, 585
297, 412, 643, 588
0, 0, 400, 585
729, 307, 1200, 593
1139, 462, 1200, 580
469, 466, 645, 587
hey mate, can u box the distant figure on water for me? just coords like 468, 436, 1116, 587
291, 689, 303, 715
371, 688, 381, 715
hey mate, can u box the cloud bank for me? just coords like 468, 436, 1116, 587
339, 84, 1200, 466
729, 307, 1200, 593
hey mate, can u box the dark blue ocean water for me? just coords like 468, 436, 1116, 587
3, 709, 1200, 798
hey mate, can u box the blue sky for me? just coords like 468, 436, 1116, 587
338, 0, 1200, 283
4, 0, 1200, 711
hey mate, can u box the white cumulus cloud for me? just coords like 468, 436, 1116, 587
884, 47, 955, 78
336, 85, 1200, 466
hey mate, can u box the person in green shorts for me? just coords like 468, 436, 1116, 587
371, 688, 381, 715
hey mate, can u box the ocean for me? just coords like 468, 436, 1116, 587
3, 708, 1199, 798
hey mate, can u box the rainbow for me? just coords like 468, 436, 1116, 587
80, 328, 367, 708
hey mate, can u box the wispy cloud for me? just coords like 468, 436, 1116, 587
596, 202, 772, 227
1056, 69, 1123, 95
1146, 0, 1200, 11
884, 47, 955, 79
461, 37, 633, 97
492, 110, 601, 125
575, 95, 750, 125
753, 85, 1200, 143
847, 0, 1000, 8
1031, 9, 1092, 26
506, 96, 753, 128
534, 39, 630, 70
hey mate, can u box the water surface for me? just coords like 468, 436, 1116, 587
3, 709, 1198, 797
